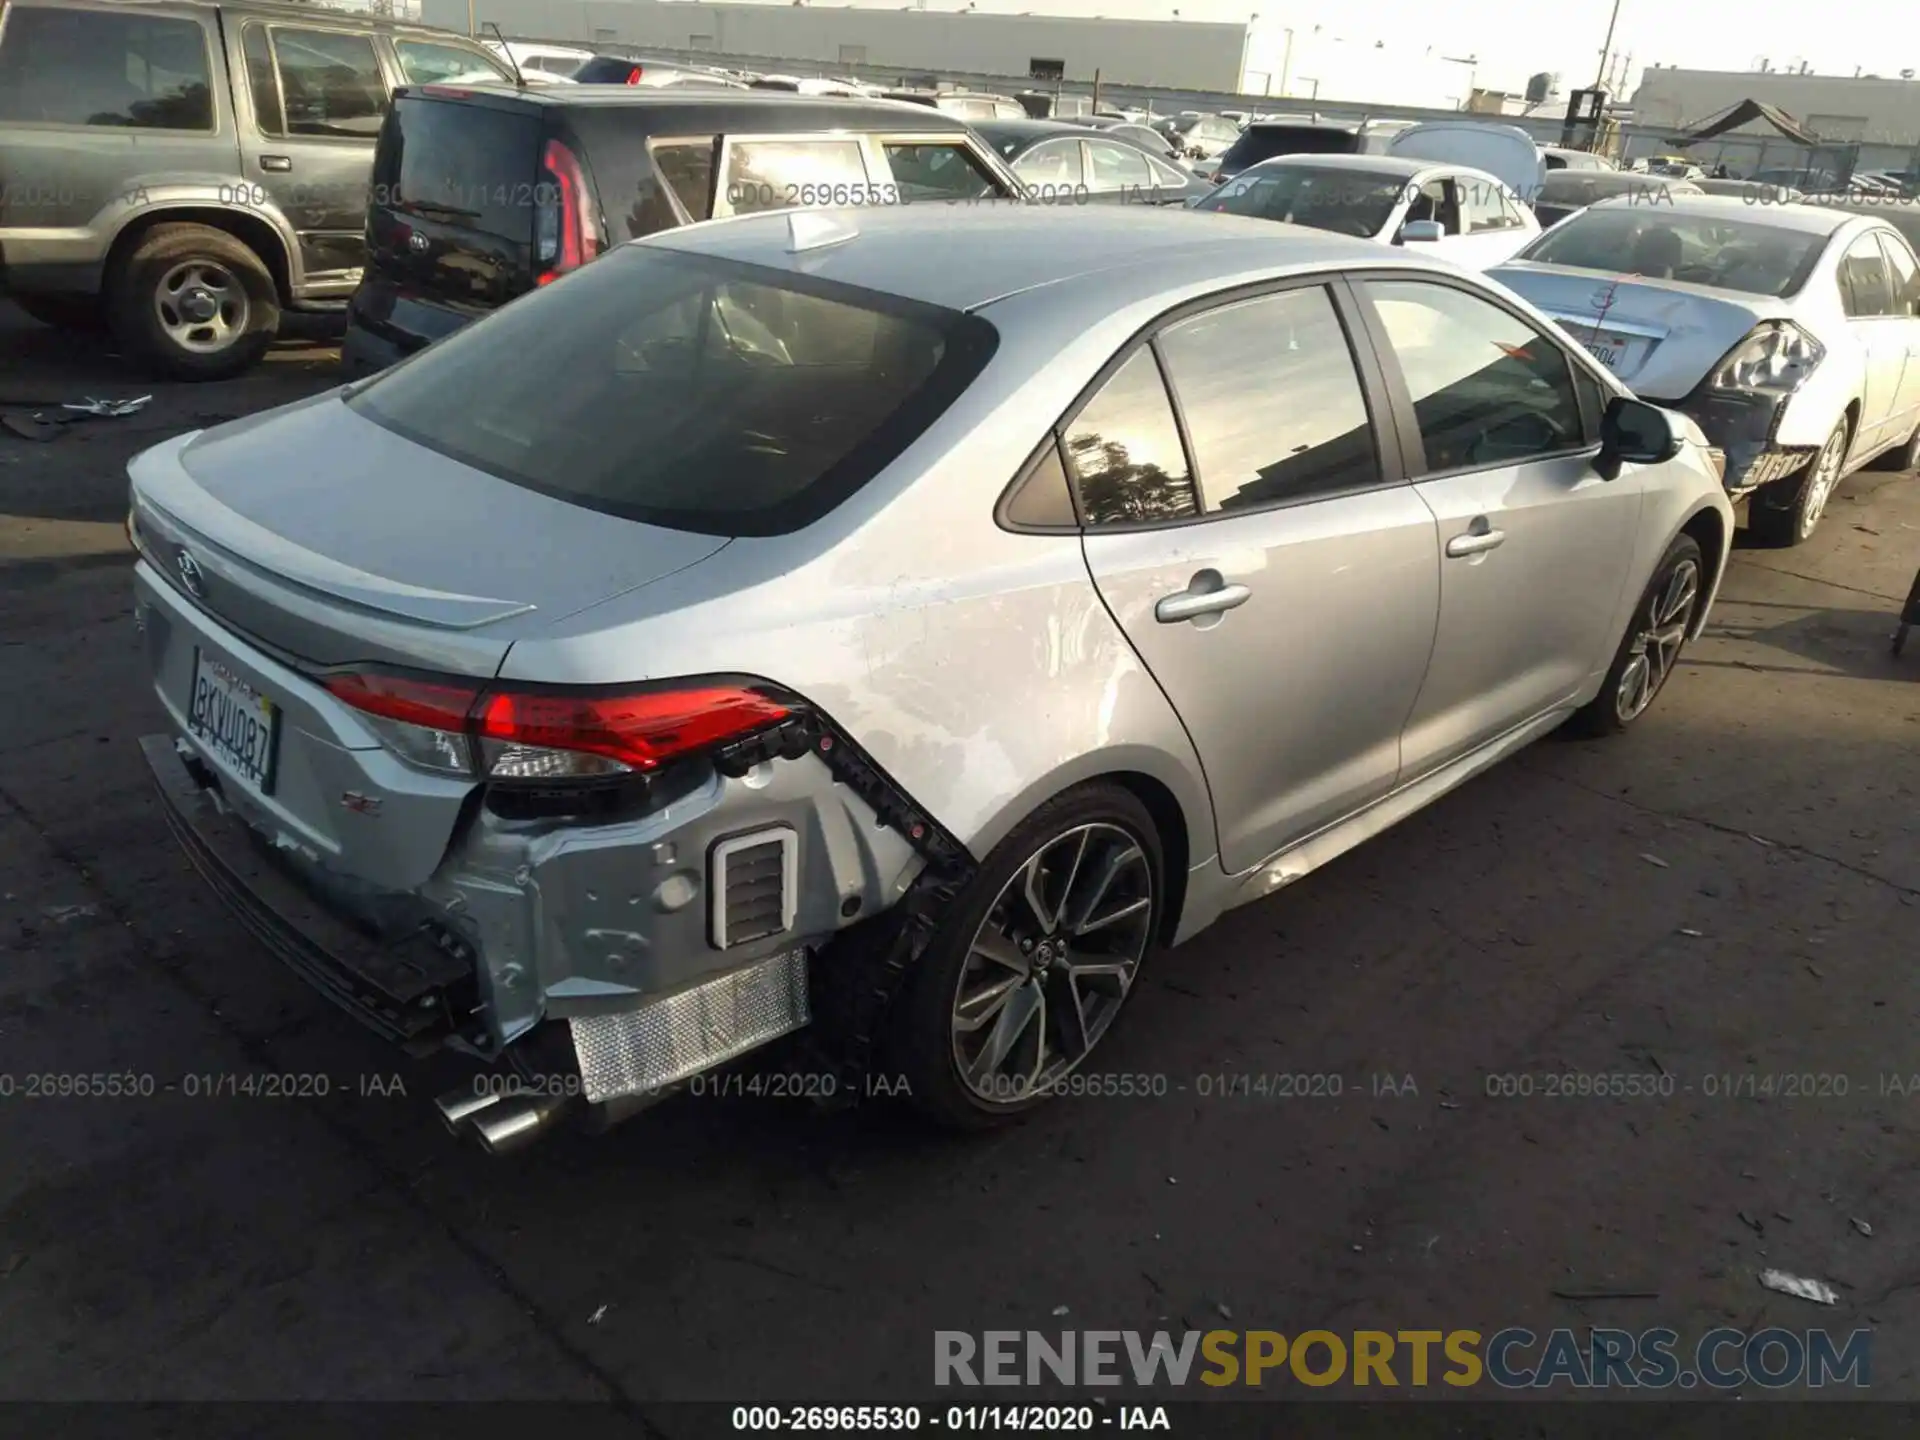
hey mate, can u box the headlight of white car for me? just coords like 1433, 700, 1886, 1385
1709, 321, 1825, 394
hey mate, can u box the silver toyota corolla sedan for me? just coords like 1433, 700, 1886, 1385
130, 205, 1734, 1152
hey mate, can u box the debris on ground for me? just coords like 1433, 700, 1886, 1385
1, 394, 152, 442
1738, 1211, 1764, 1236
1851, 1218, 1874, 1238
1757, 1269, 1838, 1305
1215, 1301, 1233, 1319
1052, 1305, 1070, 1316
1552, 1287, 1659, 1301
1679, 927, 1704, 937
1639, 853, 1670, 868
587, 1304, 609, 1325
41, 903, 96, 924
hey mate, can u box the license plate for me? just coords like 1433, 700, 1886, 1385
1585, 341, 1623, 370
187, 649, 279, 794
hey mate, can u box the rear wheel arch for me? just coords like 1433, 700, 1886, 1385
1678, 504, 1727, 630
105, 206, 294, 304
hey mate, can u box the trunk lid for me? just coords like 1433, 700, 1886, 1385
129, 393, 730, 672
1388, 121, 1546, 200
1489, 261, 1780, 397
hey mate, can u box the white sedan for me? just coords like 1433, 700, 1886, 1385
1193, 155, 1541, 270
1491, 195, 1920, 544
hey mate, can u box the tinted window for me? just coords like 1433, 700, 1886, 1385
1840, 233, 1895, 316
1013, 139, 1084, 189
1198, 164, 1405, 238
882, 142, 999, 201
723, 138, 868, 213
0, 6, 212, 130
574, 57, 642, 83
395, 40, 511, 85
652, 139, 718, 220
1086, 140, 1152, 192
1063, 349, 1198, 526
1217, 126, 1358, 171
1363, 280, 1585, 473
270, 29, 386, 139
1524, 208, 1825, 296
1158, 287, 1379, 510
1879, 232, 1920, 313
375, 97, 542, 242
350, 247, 993, 537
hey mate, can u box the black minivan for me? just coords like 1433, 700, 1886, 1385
341, 85, 1023, 374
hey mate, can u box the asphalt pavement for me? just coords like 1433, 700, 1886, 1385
2, 301, 1918, 1410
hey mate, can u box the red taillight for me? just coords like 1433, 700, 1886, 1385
535, 137, 601, 284
624, 65, 643, 85
474, 686, 790, 772
324, 671, 480, 732
324, 671, 789, 777
420, 85, 473, 98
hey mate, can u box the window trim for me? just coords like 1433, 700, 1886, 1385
1343, 267, 1610, 484
0, 3, 222, 135
993, 432, 1084, 533
997, 271, 1414, 537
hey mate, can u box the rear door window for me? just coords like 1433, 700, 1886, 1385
265, 29, 388, 139
0, 5, 214, 130
1012, 139, 1084, 191
1085, 139, 1152, 193
393, 40, 512, 85
1878, 232, 1920, 313
1840, 233, 1895, 316
348, 246, 997, 537
720, 137, 870, 214
1157, 287, 1381, 509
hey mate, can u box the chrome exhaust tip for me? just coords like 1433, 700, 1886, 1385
435, 1086, 503, 1134
471, 1094, 577, 1155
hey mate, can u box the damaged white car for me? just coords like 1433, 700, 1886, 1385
1492, 194, 1920, 544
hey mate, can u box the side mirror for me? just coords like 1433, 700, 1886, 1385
1596, 395, 1681, 479
1397, 219, 1445, 244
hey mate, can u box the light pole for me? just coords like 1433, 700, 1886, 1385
1594, 0, 1624, 90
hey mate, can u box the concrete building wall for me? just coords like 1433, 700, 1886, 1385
1630, 66, 1920, 145
421, 0, 1248, 90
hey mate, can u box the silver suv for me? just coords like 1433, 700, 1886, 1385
0, 0, 511, 378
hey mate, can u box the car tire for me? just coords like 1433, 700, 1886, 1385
1872, 420, 1920, 473
886, 782, 1163, 1131
107, 223, 279, 381
1749, 417, 1850, 546
1567, 532, 1706, 739
11, 293, 106, 331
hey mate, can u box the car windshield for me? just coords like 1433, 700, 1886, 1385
1196, 164, 1404, 237
349, 247, 997, 536
1522, 208, 1827, 296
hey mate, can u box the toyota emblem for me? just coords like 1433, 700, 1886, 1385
408, 232, 430, 254
175, 548, 207, 599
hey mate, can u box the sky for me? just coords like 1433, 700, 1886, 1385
850, 0, 1897, 97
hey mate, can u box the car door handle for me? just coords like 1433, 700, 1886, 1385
1155, 577, 1251, 623
1445, 527, 1507, 558
259, 155, 292, 172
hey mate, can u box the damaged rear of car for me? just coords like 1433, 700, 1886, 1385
134, 238, 1006, 1150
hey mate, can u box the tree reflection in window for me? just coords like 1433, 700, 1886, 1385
1063, 348, 1198, 526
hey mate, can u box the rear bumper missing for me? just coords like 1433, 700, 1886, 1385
140, 733, 480, 1052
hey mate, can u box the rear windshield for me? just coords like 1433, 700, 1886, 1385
347, 247, 998, 537
1522, 209, 1827, 297
573, 56, 642, 83
1218, 126, 1357, 171
1196, 163, 1406, 237
373, 96, 543, 242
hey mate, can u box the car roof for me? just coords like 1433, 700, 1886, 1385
394, 83, 970, 128
1248, 118, 1359, 134
644, 203, 1405, 314
972, 118, 1106, 146
116, 0, 480, 34
1584, 193, 1858, 234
